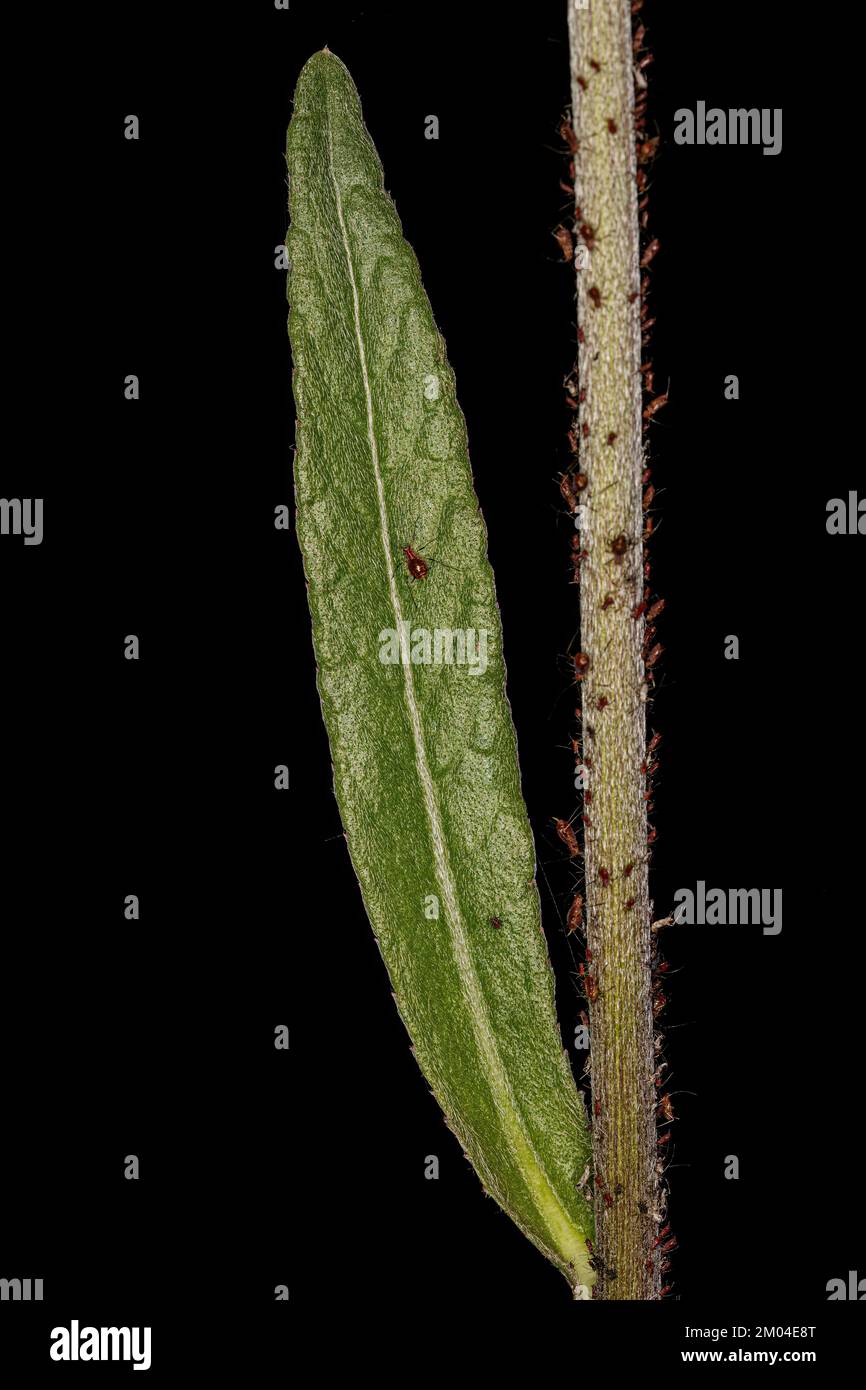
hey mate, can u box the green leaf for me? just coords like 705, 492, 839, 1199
287, 49, 593, 1290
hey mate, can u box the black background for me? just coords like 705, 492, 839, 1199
2, 0, 862, 1376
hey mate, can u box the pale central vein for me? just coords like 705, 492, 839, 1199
324, 98, 585, 1268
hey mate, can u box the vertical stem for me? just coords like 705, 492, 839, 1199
567, 0, 659, 1299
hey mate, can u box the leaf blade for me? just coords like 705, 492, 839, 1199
287, 49, 593, 1287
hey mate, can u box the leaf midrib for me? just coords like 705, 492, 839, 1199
323, 77, 585, 1272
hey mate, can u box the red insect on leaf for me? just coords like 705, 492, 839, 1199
402, 545, 428, 580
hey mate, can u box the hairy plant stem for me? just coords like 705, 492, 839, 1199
568, 0, 659, 1300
